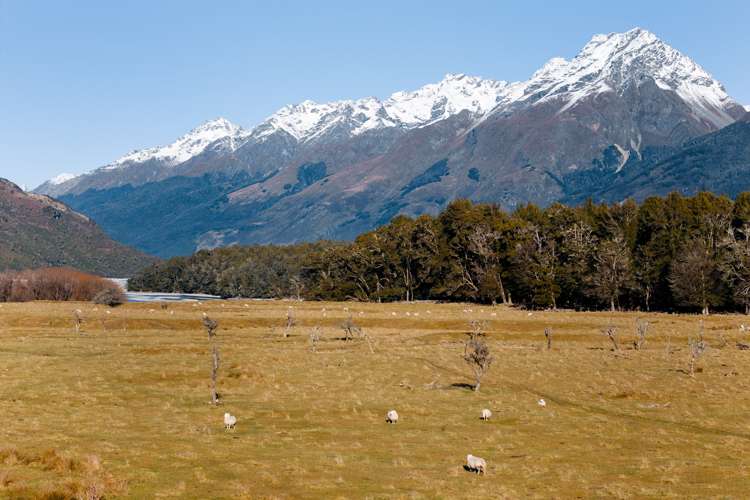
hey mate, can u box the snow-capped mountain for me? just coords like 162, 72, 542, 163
514, 28, 737, 127
35, 28, 748, 257
248, 73, 511, 143
110, 117, 248, 168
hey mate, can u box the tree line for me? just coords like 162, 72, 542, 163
129, 192, 750, 314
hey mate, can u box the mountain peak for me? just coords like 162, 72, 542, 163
522, 28, 737, 127
110, 117, 247, 168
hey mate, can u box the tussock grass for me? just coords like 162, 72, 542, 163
1, 301, 750, 497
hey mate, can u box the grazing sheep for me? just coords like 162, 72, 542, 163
386, 410, 399, 424
538, 398, 547, 407
480, 409, 492, 420
466, 454, 487, 474
224, 412, 237, 430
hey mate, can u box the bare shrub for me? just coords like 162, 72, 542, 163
202, 314, 218, 339
634, 318, 649, 350
0, 268, 118, 302
92, 288, 126, 307
201, 313, 221, 404
341, 314, 362, 341
468, 320, 487, 341
73, 309, 83, 334
210, 344, 220, 405
284, 307, 295, 338
688, 323, 708, 376
602, 325, 619, 351
464, 337, 493, 392
309, 326, 321, 352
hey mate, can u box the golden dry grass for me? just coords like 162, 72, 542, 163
1, 300, 750, 498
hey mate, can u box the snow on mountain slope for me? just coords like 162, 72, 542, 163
107, 117, 248, 169
383, 73, 510, 126
250, 97, 398, 142
37, 118, 248, 193
517, 28, 737, 127
251, 73, 511, 143
38, 28, 743, 194
48, 173, 77, 185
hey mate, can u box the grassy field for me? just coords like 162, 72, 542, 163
1, 300, 750, 499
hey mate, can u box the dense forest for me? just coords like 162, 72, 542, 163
129, 192, 750, 314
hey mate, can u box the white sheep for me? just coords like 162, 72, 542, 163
224, 412, 237, 430
480, 409, 492, 420
538, 398, 547, 407
466, 454, 487, 474
386, 410, 399, 424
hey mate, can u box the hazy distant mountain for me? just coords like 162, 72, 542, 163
36, 28, 747, 257
0, 179, 155, 275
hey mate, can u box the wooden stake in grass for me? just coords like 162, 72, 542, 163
544, 327, 552, 350
634, 318, 649, 350
602, 325, 619, 351
464, 337, 493, 392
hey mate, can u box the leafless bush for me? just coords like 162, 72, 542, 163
202, 314, 218, 339
634, 318, 649, 350
464, 337, 493, 392
309, 326, 321, 352
688, 323, 708, 376
73, 309, 83, 334
602, 325, 619, 351
468, 320, 487, 341
210, 344, 220, 405
92, 288, 126, 307
284, 307, 295, 338
341, 314, 362, 341
544, 327, 552, 350
201, 313, 221, 404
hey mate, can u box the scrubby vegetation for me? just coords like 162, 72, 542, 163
92, 287, 126, 307
131, 191, 750, 314
0, 267, 123, 302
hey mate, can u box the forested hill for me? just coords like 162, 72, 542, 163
130, 191, 750, 314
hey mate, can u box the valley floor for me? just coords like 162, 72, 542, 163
1, 301, 749, 498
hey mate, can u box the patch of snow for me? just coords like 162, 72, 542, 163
108, 118, 248, 169
49, 173, 77, 185
612, 144, 630, 173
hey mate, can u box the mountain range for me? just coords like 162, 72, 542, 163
35, 28, 749, 257
0, 179, 154, 275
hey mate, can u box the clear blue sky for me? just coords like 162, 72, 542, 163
1, 0, 748, 189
